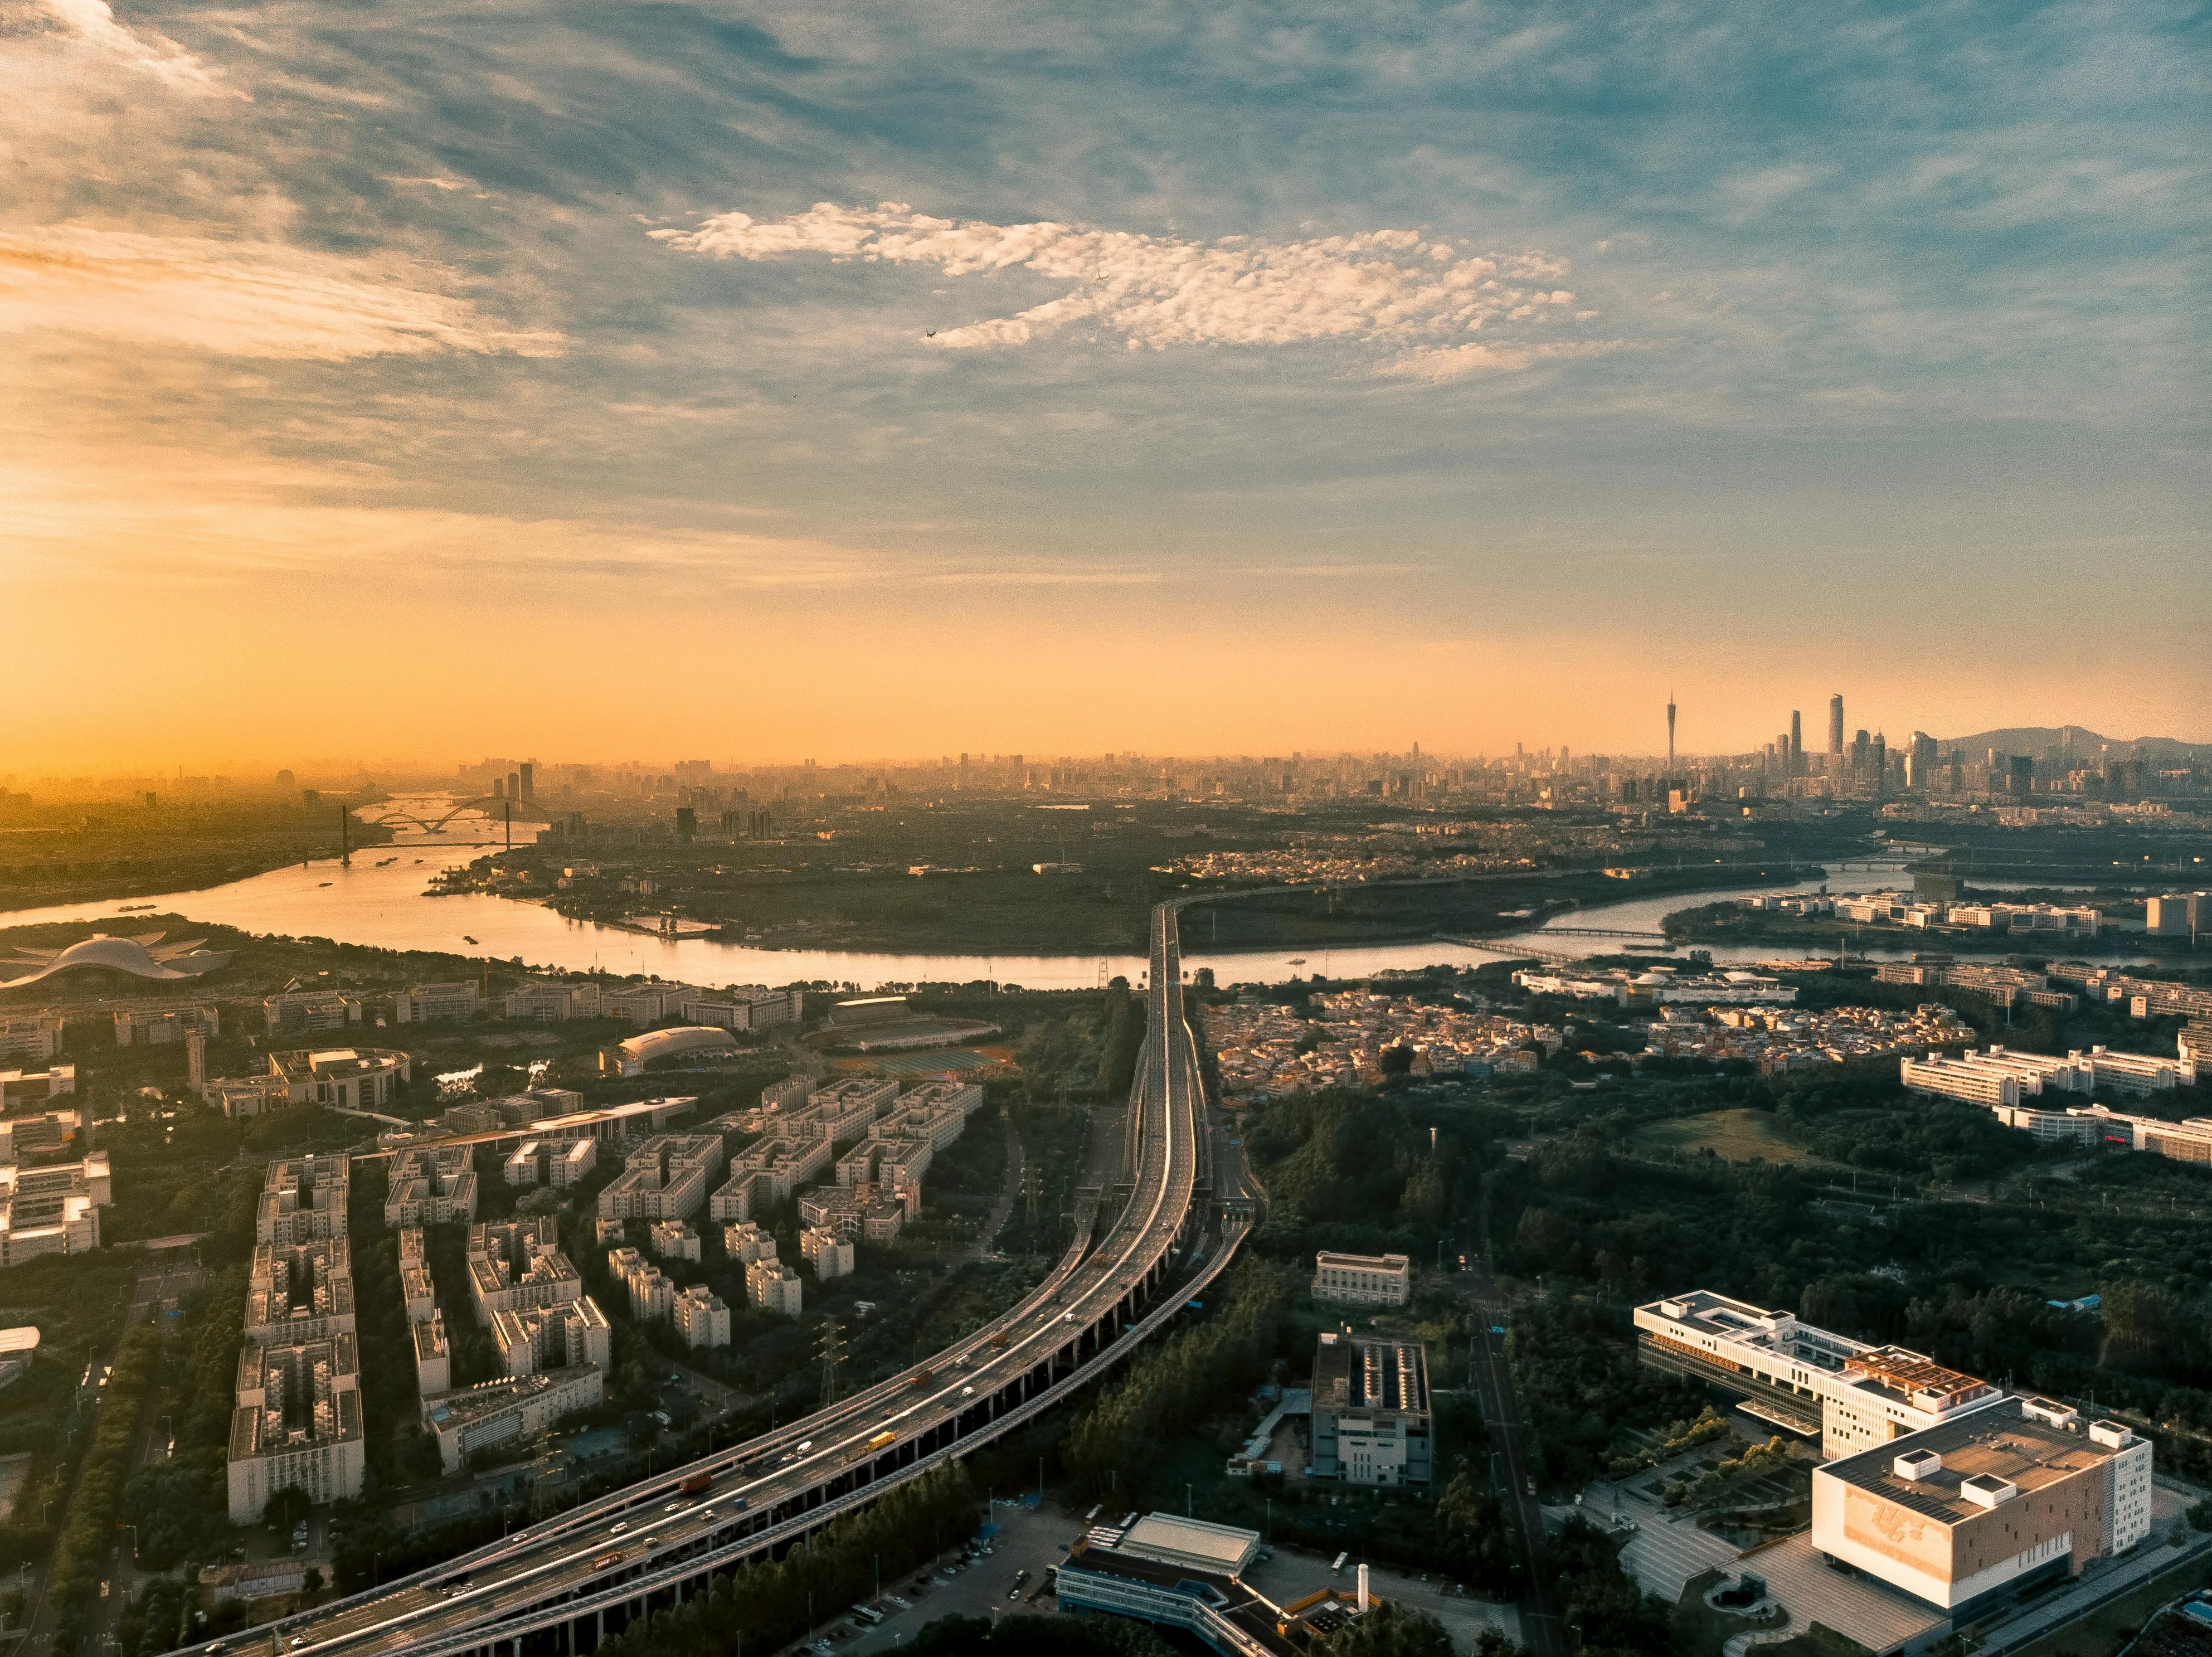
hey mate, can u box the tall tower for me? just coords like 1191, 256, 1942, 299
1666, 692, 1676, 771
1790, 710, 1803, 775
1827, 696, 1845, 757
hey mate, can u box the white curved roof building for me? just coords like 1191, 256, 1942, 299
0, 931, 232, 990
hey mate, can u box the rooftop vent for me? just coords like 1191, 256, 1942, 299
1893, 1449, 1943, 1481
1960, 1474, 2017, 1508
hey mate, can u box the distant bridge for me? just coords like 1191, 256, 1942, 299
362, 796, 553, 835
1526, 926, 1671, 940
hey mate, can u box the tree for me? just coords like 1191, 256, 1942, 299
264, 1485, 313, 1530
1333, 1600, 1455, 1657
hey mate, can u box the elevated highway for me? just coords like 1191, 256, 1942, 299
202, 905, 1240, 1657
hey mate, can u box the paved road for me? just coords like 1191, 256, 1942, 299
1464, 1266, 1564, 1657
198, 906, 1219, 1657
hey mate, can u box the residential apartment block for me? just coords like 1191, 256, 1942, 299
392, 981, 481, 1023
0, 1152, 110, 1265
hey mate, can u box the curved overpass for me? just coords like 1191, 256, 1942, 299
204, 905, 1239, 1657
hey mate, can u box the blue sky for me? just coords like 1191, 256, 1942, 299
5, 0, 2205, 764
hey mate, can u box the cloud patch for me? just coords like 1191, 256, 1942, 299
0, 225, 560, 359
29, 0, 235, 95
656, 202, 1592, 362
1379, 338, 1640, 383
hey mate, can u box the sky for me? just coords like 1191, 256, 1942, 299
5, 0, 2207, 770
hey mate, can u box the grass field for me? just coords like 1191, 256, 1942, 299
1631, 1107, 1829, 1166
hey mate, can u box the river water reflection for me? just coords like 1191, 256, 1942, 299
0, 803, 2153, 989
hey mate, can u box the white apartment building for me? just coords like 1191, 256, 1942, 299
384, 1146, 477, 1227
392, 981, 481, 1023
597, 1134, 723, 1222
112, 1003, 220, 1046
492, 1297, 611, 1377
801, 1224, 855, 1280
1899, 1056, 2021, 1107
723, 1222, 776, 1265
673, 1285, 731, 1350
414, 1313, 451, 1397
227, 1333, 365, 1521
1636, 1290, 1997, 1457
746, 1257, 803, 1316
648, 1219, 702, 1262
1311, 1251, 1411, 1308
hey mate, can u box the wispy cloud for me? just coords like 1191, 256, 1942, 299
28, 0, 235, 95
1378, 338, 1642, 383
0, 225, 560, 359
656, 202, 1592, 362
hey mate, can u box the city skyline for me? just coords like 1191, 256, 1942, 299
6, 0, 2205, 769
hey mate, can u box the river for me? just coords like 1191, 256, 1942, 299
0, 799, 2151, 989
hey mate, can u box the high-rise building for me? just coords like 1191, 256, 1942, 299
1828, 695, 1845, 756
1871, 733, 1887, 795
518, 762, 534, 800
2007, 756, 2035, 801
1666, 693, 1676, 770
1790, 710, 1803, 774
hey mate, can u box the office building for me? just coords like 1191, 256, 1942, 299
1828, 695, 1845, 757
206, 1073, 288, 1119
1812, 1397, 2152, 1616
0, 1110, 83, 1163
0, 1065, 74, 1110
392, 981, 481, 1023
673, 1285, 731, 1350
1310, 1332, 1431, 1486
1310, 1251, 1411, 1308
0, 1014, 64, 1065
0, 1152, 110, 1266
112, 1003, 221, 1047
267, 1046, 411, 1111
262, 990, 363, 1035
1636, 1290, 1996, 1456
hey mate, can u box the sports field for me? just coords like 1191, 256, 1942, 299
1631, 1107, 1827, 1165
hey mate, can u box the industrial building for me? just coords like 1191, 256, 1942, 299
1310, 1251, 1410, 1308
1812, 1396, 2152, 1616
1636, 1290, 1997, 1456
1310, 1332, 1431, 1486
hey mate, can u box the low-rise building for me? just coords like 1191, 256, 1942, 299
205, 1073, 288, 1119
392, 981, 481, 1024
1899, 1055, 2021, 1107
0, 1065, 75, 1110
0, 1109, 82, 1163
1635, 1290, 1997, 1456
0, 1014, 64, 1065
262, 990, 363, 1036
673, 1285, 731, 1349
112, 1003, 220, 1047
1310, 1333, 1431, 1486
420, 1367, 602, 1474
0, 1152, 110, 1265
1812, 1397, 2152, 1616
1310, 1252, 1409, 1308
268, 1046, 411, 1112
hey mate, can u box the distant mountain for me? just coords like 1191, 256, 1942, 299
1939, 727, 2212, 762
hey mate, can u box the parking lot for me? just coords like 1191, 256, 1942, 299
786, 1497, 1078, 1655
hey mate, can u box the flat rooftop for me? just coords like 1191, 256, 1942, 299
1119, 1513, 1261, 1575
1821, 1401, 2137, 1527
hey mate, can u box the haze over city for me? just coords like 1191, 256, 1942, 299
5, 11, 2211, 1657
